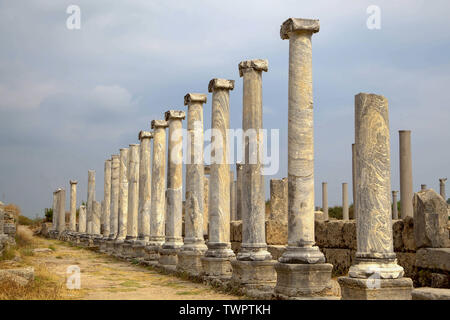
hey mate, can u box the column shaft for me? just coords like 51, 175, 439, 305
322, 182, 328, 220
103, 160, 112, 237
87, 170, 96, 234
439, 178, 447, 200
138, 131, 152, 242
69, 181, 77, 231
117, 148, 129, 240
92, 200, 101, 235
78, 205, 86, 233
352, 143, 357, 219
109, 155, 120, 238
342, 183, 349, 221
126, 144, 140, 240
236, 163, 243, 220
399, 130, 413, 218
57, 189, 66, 233
392, 191, 399, 220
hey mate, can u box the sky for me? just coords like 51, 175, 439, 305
0, 0, 449, 218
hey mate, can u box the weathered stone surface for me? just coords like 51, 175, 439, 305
342, 183, 349, 221
117, 148, 129, 240
416, 248, 450, 272
109, 155, 120, 239
267, 245, 286, 261
399, 130, 413, 218
413, 189, 449, 248
402, 216, 416, 251
69, 180, 77, 232
326, 220, 346, 248
338, 277, 413, 300
393, 219, 404, 252
396, 252, 416, 278
138, 131, 152, 242
126, 144, 140, 241
322, 248, 354, 276
322, 182, 329, 220
102, 160, 111, 237
0, 267, 34, 286
86, 170, 96, 234
235, 163, 243, 221
231, 260, 276, 286
92, 200, 101, 235
230, 221, 242, 242
78, 205, 86, 233
412, 287, 450, 300
280, 18, 320, 40
342, 221, 357, 250
203, 175, 209, 236
56, 189, 66, 233
265, 219, 287, 245
431, 273, 449, 288
269, 178, 288, 221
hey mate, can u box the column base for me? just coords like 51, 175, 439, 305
278, 246, 325, 264
105, 239, 116, 254
274, 262, 334, 298
143, 244, 161, 265
130, 241, 147, 259
158, 247, 180, 271
201, 256, 234, 279
113, 240, 125, 257
348, 258, 405, 279
177, 249, 207, 276
121, 240, 136, 259
98, 238, 108, 253
338, 276, 413, 300
231, 259, 277, 296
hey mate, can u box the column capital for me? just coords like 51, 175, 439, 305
151, 119, 169, 129
439, 178, 447, 184
208, 78, 235, 93
165, 110, 185, 121
129, 143, 140, 148
139, 130, 153, 140
111, 154, 119, 160
184, 93, 207, 106
54, 188, 62, 194
238, 59, 268, 77
70, 180, 78, 185
280, 18, 320, 40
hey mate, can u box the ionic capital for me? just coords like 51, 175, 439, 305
184, 93, 207, 106
165, 110, 186, 121
151, 119, 169, 129
208, 78, 235, 93
139, 130, 153, 140
238, 59, 268, 77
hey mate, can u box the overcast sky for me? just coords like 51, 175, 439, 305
0, 0, 449, 217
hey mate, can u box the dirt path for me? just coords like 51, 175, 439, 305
19, 230, 239, 300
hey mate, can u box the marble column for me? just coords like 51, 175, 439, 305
178, 93, 208, 275
102, 160, 112, 237
203, 175, 209, 236
134, 131, 153, 256
352, 143, 357, 219
338, 93, 412, 300
275, 18, 332, 298
159, 110, 185, 270
201, 78, 235, 278
92, 200, 101, 235
236, 163, 243, 220
342, 183, 349, 221
52, 189, 60, 232
86, 170, 96, 235
69, 181, 77, 232
106, 155, 120, 253
114, 148, 129, 254
232, 59, 276, 288
230, 180, 237, 221
439, 178, 447, 200
399, 130, 413, 218
145, 120, 168, 264
78, 205, 86, 233
322, 182, 329, 221
392, 191, 399, 220
56, 189, 66, 234
126, 144, 140, 241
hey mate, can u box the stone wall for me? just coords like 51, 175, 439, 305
230, 217, 450, 288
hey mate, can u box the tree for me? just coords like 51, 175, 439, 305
44, 208, 53, 222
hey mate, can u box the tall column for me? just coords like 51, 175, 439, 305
201, 78, 235, 278
159, 110, 185, 269
392, 191, 399, 220
92, 200, 101, 235
342, 183, 349, 221
146, 120, 168, 263
178, 94, 208, 275
102, 160, 112, 237
338, 93, 412, 300
352, 143, 357, 219
56, 189, 66, 234
52, 189, 60, 232
322, 182, 328, 221
69, 181, 77, 232
275, 18, 332, 299
115, 148, 129, 244
86, 170, 96, 235
109, 155, 120, 238
78, 205, 86, 233
231, 180, 237, 221
203, 175, 209, 236
126, 144, 140, 241
236, 163, 243, 220
232, 59, 276, 288
439, 178, 447, 200
137, 131, 153, 245
399, 130, 413, 218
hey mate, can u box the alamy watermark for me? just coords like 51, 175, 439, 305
66, 5, 81, 30
366, 5, 381, 30
66, 265, 81, 289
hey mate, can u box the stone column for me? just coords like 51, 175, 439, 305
145, 120, 168, 263
236, 163, 243, 220
439, 178, 447, 200
78, 205, 86, 233
322, 182, 328, 221
230, 171, 237, 221
107, 155, 120, 252
69, 181, 77, 232
203, 175, 209, 236
269, 178, 288, 221
232, 59, 276, 289
392, 191, 399, 220
126, 144, 140, 241
135, 131, 153, 254
92, 200, 101, 235
86, 170, 96, 235
201, 78, 235, 278
159, 110, 185, 270
399, 130, 413, 218
338, 93, 412, 300
56, 189, 66, 234
115, 148, 129, 249
52, 189, 60, 232
178, 94, 208, 275
352, 143, 357, 219
102, 160, 112, 237
342, 183, 349, 221
275, 18, 332, 299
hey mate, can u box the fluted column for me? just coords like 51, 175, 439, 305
86, 170, 96, 235
399, 130, 413, 218
342, 183, 349, 221
116, 148, 129, 241
137, 131, 153, 244
201, 78, 235, 277
102, 160, 112, 237
109, 155, 120, 239
69, 181, 77, 232
178, 94, 208, 274
126, 144, 140, 241
92, 200, 101, 235
322, 182, 328, 221
392, 191, 399, 220
159, 110, 185, 269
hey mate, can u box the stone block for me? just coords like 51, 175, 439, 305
267, 245, 286, 261
230, 221, 242, 242
231, 260, 277, 286
396, 252, 416, 278
392, 219, 404, 251
342, 221, 357, 250
201, 256, 233, 278
413, 189, 450, 248
412, 287, 450, 300
314, 220, 327, 247
322, 248, 353, 276
338, 276, 413, 300
265, 219, 287, 245
269, 178, 288, 221
416, 248, 450, 272
326, 221, 346, 248
402, 216, 416, 251
177, 250, 204, 276
431, 273, 449, 288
